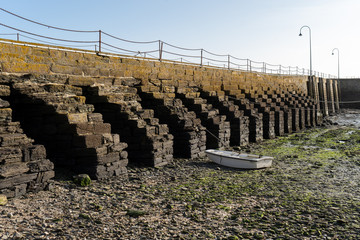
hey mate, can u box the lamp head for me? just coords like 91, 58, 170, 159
299, 33, 302, 36
332, 52, 334, 55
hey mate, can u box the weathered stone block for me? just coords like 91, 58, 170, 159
0, 162, 29, 178
68, 76, 96, 86
0, 147, 22, 164
51, 64, 82, 75
88, 113, 103, 122
75, 123, 111, 135
36, 170, 55, 183
30, 145, 47, 160
0, 108, 12, 122
0, 173, 38, 189
67, 113, 88, 124
73, 135, 103, 148
97, 152, 120, 164
27, 159, 54, 173
0, 85, 10, 97
0, 133, 33, 147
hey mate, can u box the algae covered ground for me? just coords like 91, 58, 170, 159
143, 125, 360, 239
1, 125, 360, 239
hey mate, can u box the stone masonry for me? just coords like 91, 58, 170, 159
175, 87, 231, 149
83, 77, 174, 167
137, 85, 207, 159
0, 40, 340, 197
200, 91, 250, 146
8, 75, 128, 180
0, 81, 54, 198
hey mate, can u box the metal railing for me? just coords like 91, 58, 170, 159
0, 8, 336, 78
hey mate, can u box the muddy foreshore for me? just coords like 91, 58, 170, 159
1, 110, 360, 239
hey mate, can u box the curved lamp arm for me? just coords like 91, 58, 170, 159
299, 25, 312, 76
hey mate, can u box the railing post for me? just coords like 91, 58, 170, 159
289, 66, 291, 75
247, 59, 251, 72
279, 65, 282, 75
296, 66, 298, 75
200, 49, 203, 66
17, 33, 19, 41
228, 55, 230, 70
159, 40, 163, 61
98, 30, 101, 53
263, 62, 266, 73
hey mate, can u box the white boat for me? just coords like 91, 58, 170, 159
205, 149, 273, 169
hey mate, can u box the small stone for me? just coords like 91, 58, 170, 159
126, 209, 147, 218
11, 231, 23, 239
79, 213, 91, 220
0, 194, 7, 206
73, 174, 91, 187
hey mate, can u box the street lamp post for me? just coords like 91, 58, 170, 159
332, 48, 340, 79
299, 25, 312, 76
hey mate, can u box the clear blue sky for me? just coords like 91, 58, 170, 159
1, 0, 359, 77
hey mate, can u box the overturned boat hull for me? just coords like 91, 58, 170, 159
205, 149, 273, 169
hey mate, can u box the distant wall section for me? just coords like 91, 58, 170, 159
338, 79, 360, 109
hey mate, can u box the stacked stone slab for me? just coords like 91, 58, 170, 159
137, 86, 206, 159
261, 89, 291, 135
175, 87, 230, 149
9, 77, 127, 180
199, 90, 249, 146
296, 93, 317, 128
0, 83, 54, 198
277, 90, 319, 131
220, 82, 264, 143
233, 97, 264, 143
83, 79, 173, 167
288, 92, 306, 130
245, 90, 276, 139
253, 87, 297, 137
238, 74, 315, 137
258, 90, 284, 136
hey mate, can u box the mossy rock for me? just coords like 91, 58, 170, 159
126, 209, 147, 218
73, 174, 91, 187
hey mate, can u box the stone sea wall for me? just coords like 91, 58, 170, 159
0, 39, 339, 197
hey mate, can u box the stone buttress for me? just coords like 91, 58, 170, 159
8, 76, 128, 179
175, 87, 231, 149
82, 77, 174, 167
0, 80, 54, 198
137, 83, 207, 159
